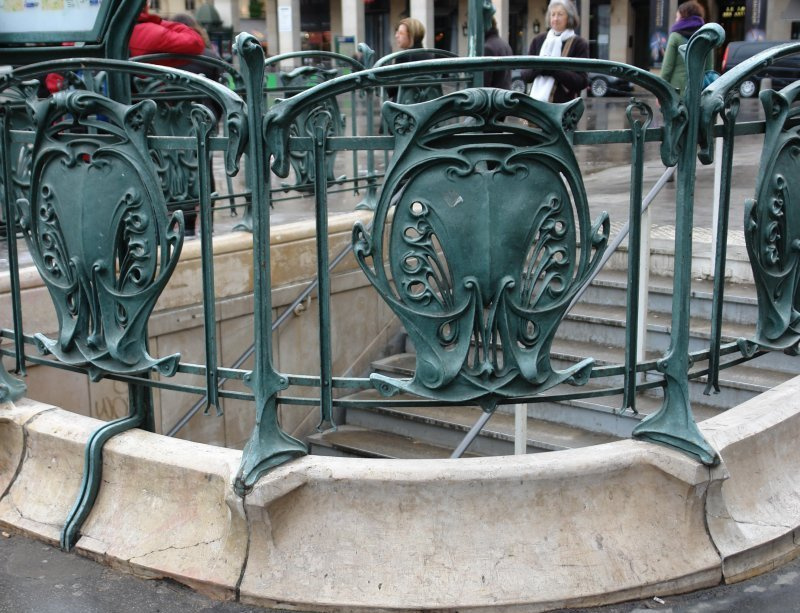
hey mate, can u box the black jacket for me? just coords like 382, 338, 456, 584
483, 28, 513, 90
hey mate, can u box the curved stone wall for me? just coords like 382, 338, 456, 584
2, 375, 800, 611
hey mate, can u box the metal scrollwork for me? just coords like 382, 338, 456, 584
745, 87, 800, 351
279, 66, 345, 193
15, 91, 183, 379
353, 89, 609, 407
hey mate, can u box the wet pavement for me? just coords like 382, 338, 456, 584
3, 530, 800, 613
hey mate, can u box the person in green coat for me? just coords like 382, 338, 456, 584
660, 1, 713, 95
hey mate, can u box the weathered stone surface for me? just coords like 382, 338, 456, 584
239, 441, 721, 611
75, 428, 247, 601
0, 399, 54, 499
702, 379, 800, 583
8, 376, 800, 611
0, 405, 91, 543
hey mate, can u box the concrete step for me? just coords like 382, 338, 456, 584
578, 269, 759, 325
338, 389, 621, 457
548, 337, 792, 409
350, 267, 790, 457
308, 424, 477, 459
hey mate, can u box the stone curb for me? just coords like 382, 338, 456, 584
1, 375, 800, 611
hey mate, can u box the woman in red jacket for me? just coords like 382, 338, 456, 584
129, 2, 205, 62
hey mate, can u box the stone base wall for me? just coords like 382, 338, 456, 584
0, 211, 400, 449
3, 375, 800, 611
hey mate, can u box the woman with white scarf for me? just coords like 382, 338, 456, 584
522, 0, 589, 102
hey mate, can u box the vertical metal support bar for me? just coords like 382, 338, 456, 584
622, 103, 650, 411
467, 0, 486, 65
632, 27, 721, 465
314, 123, 334, 428
705, 106, 737, 395
192, 107, 221, 415
234, 34, 306, 496
514, 404, 527, 455
351, 89, 360, 195
366, 87, 380, 210
0, 108, 27, 379
636, 202, 651, 382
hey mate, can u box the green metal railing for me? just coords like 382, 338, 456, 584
2, 25, 800, 554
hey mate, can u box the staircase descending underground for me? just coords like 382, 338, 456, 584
308, 267, 790, 459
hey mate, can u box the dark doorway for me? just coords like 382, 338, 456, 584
365, 0, 391, 58
434, 0, 459, 52
508, 0, 528, 54
588, 1, 611, 59
631, 0, 650, 68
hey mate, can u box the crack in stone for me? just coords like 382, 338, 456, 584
128, 537, 222, 562
235, 495, 252, 602
721, 516, 796, 530
8, 498, 61, 529
1, 408, 57, 503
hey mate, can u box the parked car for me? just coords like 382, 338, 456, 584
721, 40, 800, 98
510, 70, 633, 98
588, 73, 633, 97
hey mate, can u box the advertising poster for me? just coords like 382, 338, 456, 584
649, 0, 669, 67
0, 0, 102, 34
745, 0, 767, 41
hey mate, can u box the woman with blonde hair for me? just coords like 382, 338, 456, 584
395, 17, 426, 53
387, 17, 433, 103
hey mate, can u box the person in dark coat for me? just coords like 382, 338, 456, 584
483, 16, 513, 90
522, 0, 589, 102
386, 17, 433, 103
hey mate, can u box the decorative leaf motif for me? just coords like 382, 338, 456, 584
278, 67, 344, 192
354, 89, 608, 406
745, 88, 800, 350
15, 91, 182, 377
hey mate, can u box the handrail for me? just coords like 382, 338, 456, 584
166, 228, 364, 437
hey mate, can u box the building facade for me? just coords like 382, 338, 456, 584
157, 0, 799, 70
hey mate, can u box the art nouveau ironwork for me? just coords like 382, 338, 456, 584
3, 18, 800, 517
354, 89, 609, 408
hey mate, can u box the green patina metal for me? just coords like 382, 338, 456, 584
354, 89, 609, 408
631, 24, 725, 465
743, 81, 800, 351
3, 10, 800, 504
15, 90, 184, 378
278, 65, 345, 193
622, 99, 651, 413
0, 52, 246, 544
234, 34, 305, 495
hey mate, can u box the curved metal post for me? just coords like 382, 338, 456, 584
234, 34, 306, 496
60, 380, 151, 551
632, 25, 724, 465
